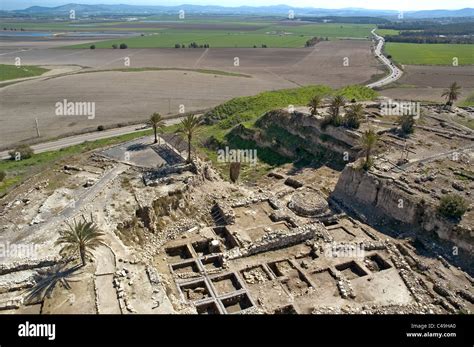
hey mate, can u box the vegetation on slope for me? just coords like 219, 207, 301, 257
0, 64, 49, 81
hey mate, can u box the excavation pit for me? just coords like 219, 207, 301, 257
281, 270, 312, 296
171, 260, 200, 275
166, 245, 193, 263
364, 254, 392, 272
179, 280, 211, 302
192, 240, 213, 257
201, 256, 224, 272
308, 269, 337, 289
295, 251, 318, 269
241, 265, 271, 285
268, 260, 295, 277
195, 301, 221, 314
335, 261, 368, 280
221, 293, 253, 314
211, 273, 243, 296
213, 226, 238, 250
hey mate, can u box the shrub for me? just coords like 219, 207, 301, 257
0, 170, 6, 182
112, 44, 118, 49
119, 43, 128, 49
174, 43, 181, 48
438, 194, 468, 219
8, 145, 33, 160
397, 114, 416, 135
97, 125, 105, 131
90, 45, 96, 49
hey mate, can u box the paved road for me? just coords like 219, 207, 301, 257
0, 116, 186, 160
366, 29, 403, 89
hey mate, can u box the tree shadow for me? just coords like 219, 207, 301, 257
25, 263, 82, 304
126, 143, 148, 151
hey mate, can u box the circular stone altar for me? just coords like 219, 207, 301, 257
288, 188, 328, 216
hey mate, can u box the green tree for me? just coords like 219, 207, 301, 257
441, 82, 461, 106
345, 103, 364, 129
176, 114, 201, 164
438, 194, 468, 220
397, 114, 416, 135
55, 215, 105, 267
330, 95, 346, 117
308, 95, 323, 116
149, 112, 165, 144
359, 128, 379, 170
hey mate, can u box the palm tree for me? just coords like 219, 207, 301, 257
308, 95, 323, 116
441, 82, 461, 106
359, 128, 379, 170
149, 112, 165, 144
176, 114, 201, 163
55, 215, 105, 267
345, 103, 364, 129
330, 95, 346, 117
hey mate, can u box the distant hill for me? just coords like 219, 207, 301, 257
8, 3, 474, 19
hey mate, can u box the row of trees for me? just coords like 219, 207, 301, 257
3, 27, 25, 31
175, 42, 210, 48
304, 37, 328, 47
385, 35, 474, 44
112, 43, 128, 49
309, 95, 363, 130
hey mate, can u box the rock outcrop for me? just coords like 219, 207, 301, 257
332, 163, 473, 252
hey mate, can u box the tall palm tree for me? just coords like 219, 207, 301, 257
359, 128, 379, 169
345, 103, 364, 129
330, 95, 346, 117
55, 215, 105, 267
149, 112, 165, 144
176, 114, 201, 163
441, 82, 461, 106
308, 95, 323, 116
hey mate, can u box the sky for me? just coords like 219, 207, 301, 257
2, 0, 473, 11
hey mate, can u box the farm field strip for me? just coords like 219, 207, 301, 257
385, 42, 474, 66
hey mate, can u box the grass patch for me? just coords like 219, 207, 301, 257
384, 43, 474, 66
78, 67, 250, 78
194, 84, 376, 180
460, 92, 474, 107
0, 129, 152, 196
0, 64, 49, 81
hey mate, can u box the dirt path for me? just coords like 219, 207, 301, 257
95, 274, 121, 314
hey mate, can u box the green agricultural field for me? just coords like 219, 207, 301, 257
0, 64, 49, 81
64, 22, 374, 49
385, 43, 474, 65
375, 29, 399, 36
70, 31, 309, 48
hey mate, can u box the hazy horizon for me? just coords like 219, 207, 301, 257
1, 0, 473, 11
